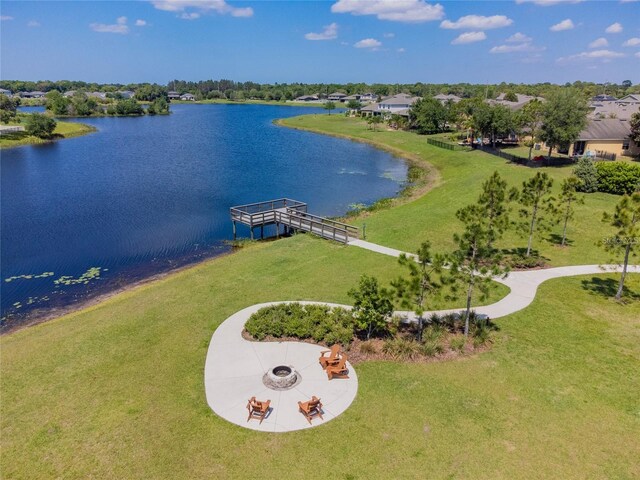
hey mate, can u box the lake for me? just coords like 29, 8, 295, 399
1, 104, 407, 329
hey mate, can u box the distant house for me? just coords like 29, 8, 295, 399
180, 93, 195, 101
327, 92, 347, 102
591, 94, 618, 102
168, 91, 181, 100
0, 88, 12, 96
360, 103, 379, 116
359, 92, 377, 102
294, 95, 319, 102
434, 93, 461, 104
378, 93, 421, 114
570, 118, 639, 158
63, 90, 76, 98
487, 93, 542, 111
21, 91, 46, 98
88, 92, 107, 100
589, 99, 639, 121
118, 90, 134, 99
617, 94, 640, 104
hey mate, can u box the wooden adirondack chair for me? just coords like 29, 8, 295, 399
298, 396, 324, 424
319, 344, 341, 369
326, 354, 349, 380
246, 396, 271, 424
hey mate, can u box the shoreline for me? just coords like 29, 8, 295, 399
3, 114, 435, 334
0, 120, 96, 149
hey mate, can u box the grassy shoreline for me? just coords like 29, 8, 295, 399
0, 120, 96, 149
1, 113, 639, 479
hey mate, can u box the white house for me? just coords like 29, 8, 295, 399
180, 93, 195, 101
327, 92, 347, 102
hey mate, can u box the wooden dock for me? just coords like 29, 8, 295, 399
230, 198, 359, 244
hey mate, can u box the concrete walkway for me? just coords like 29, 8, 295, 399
204, 302, 358, 433
205, 237, 639, 432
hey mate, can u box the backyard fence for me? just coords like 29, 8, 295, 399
473, 145, 577, 167
426, 138, 471, 152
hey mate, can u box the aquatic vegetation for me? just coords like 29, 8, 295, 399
54, 267, 104, 286
4, 272, 54, 283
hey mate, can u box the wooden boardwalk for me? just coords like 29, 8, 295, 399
230, 198, 359, 244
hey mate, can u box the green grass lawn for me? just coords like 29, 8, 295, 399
280, 115, 620, 266
0, 120, 95, 149
2, 113, 639, 479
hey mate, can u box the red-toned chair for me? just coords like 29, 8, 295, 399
246, 397, 271, 424
298, 396, 324, 424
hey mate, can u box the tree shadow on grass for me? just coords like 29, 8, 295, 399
547, 233, 574, 247
580, 276, 640, 301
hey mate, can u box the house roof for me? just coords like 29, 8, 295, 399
589, 101, 640, 121
379, 93, 420, 105
578, 119, 631, 141
618, 94, 640, 103
328, 92, 346, 97
488, 93, 543, 111
591, 94, 618, 102
434, 93, 461, 103
360, 103, 378, 112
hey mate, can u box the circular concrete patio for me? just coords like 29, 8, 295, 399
204, 302, 359, 432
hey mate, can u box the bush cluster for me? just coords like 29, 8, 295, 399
594, 162, 640, 195
245, 303, 356, 346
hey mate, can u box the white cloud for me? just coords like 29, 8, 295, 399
515, 0, 583, 5
90, 17, 130, 34
622, 37, 640, 47
550, 19, 574, 31
451, 31, 487, 45
490, 42, 543, 53
605, 22, 623, 33
397, 47, 406, 52
354, 38, 382, 48
27, 20, 41, 27
305, 22, 338, 41
383, 32, 395, 38
1, 15, 14, 21
135, 19, 147, 26
588, 37, 608, 48
636, 52, 640, 58
557, 49, 625, 63
441, 15, 513, 30
506, 32, 532, 43
151, 0, 253, 18
331, 0, 444, 23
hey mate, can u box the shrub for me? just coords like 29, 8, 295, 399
422, 324, 445, 343
449, 336, 467, 353
421, 339, 444, 357
359, 341, 378, 354
573, 157, 599, 193
245, 303, 356, 345
25, 113, 56, 138
595, 162, 640, 195
382, 337, 420, 360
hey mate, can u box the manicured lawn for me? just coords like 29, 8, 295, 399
0, 119, 95, 149
280, 115, 620, 266
1, 242, 637, 478
2, 113, 639, 479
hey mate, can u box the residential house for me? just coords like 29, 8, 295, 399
294, 95, 320, 102
434, 93, 461, 104
21, 91, 46, 98
180, 93, 195, 101
570, 118, 639, 158
360, 93, 421, 118
359, 92, 377, 102
168, 91, 181, 100
488, 93, 542, 111
327, 92, 347, 102
591, 94, 618, 102
117, 90, 134, 99
88, 92, 107, 100
63, 90, 76, 98
0, 88, 12, 96
617, 94, 640, 103
589, 98, 639, 121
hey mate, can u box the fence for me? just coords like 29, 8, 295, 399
426, 138, 471, 152
473, 145, 577, 167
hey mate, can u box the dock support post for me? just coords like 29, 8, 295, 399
260, 225, 264, 240
232, 221, 237, 240
250, 227, 254, 241
276, 222, 280, 239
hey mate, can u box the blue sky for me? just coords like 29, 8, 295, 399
1, 0, 639, 85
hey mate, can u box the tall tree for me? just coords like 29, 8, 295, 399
409, 97, 448, 133
516, 99, 544, 161
391, 242, 446, 341
602, 192, 640, 300
515, 172, 556, 257
0, 94, 18, 123
539, 89, 589, 160
25, 113, 57, 138
323, 101, 336, 115
558, 177, 584, 246
450, 204, 508, 337
348, 275, 394, 340
477, 171, 513, 249
630, 111, 640, 146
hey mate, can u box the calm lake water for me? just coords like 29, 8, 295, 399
1, 104, 407, 328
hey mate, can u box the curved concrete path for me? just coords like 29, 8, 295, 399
205, 237, 639, 432
204, 302, 358, 433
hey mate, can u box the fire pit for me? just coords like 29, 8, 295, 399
263, 365, 300, 390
